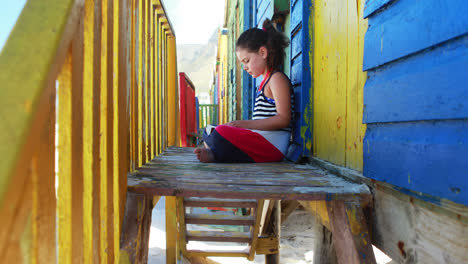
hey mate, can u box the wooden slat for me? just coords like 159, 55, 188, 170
58, 49, 73, 264
82, 0, 98, 261
115, 0, 128, 262
184, 198, 257, 208
166, 196, 177, 264
248, 199, 265, 260
120, 192, 153, 263
186, 250, 249, 258
185, 214, 255, 226
103, 0, 115, 261
256, 236, 279, 255
326, 201, 376, 264
71, 11, 86, 263
186, 231, 251, 243
128, 148, 372, 202
0, 0, 83, 262
32, 67, 57, 264
176, 197, 188, 256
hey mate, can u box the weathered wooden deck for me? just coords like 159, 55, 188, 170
128, 147, 372, 202
124, 147, 376, 264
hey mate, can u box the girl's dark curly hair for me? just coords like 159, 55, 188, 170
236, 19, 290, 71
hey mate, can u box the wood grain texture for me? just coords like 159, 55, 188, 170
363, 0, 394, 18
32, 70, 57, 264
57, 52, 73, 264
363, 0, 468, 71
364, 121, 468, 206
326, 201, 376, 264
313, 156, 468, 264
166, 196, 177, 264
127, 148, 371, 202
313, 0, 347, 166
71, 14, 85, 264
248, 199, 265, 260
120, 192, 153, 264
364, 35, 468, 123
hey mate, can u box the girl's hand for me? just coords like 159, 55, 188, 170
225, 120, 247, 128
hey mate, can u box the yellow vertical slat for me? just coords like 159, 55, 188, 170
313, 0, 347, 165
156, 17, 161, 155
149, 1, 155, 158
137, 0, 143, 167
112, 0, 121, 262
71, 12, 86, 263
167, 35, 176, 146
155, 16, 159, 155
82, 0, 96, 262
346, 0, 359, 170
166, 196, 177, 264
158, 20, 163, 153
99, 0, 109, 262
130, 0, 137, 171
345, 0, 368, 171
32, 74, 57, 264
164, 30, 169, 150
58, 52, 73, 264
141, 0, 147, 164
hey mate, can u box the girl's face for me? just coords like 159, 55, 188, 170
236, 47, 268, 78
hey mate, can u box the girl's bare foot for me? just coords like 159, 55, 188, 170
194, 147, 215, 163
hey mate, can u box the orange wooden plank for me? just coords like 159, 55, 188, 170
32, 77, 57, 264
71, 12, 85, 263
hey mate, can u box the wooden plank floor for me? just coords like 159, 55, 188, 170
127, 147, 371, 202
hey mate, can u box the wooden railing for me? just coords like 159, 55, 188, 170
199, 104, 219, 129
0, 0, 178, 263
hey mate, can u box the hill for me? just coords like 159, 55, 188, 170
177, 29, 219, 102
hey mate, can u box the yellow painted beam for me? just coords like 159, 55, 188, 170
99, 0, 110, 262
82, 0, 96, 262
0, 0, 79, 212
57, 53, 73, 264
167, 35, 177, 146
166, 196, 177, 264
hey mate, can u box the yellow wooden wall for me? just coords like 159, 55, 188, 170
312, 0, 367, 171
217, 30, 229, 125
0, 0, 177, 263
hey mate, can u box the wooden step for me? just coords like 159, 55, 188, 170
184, 197, 257, 208
185, 213, 255, 226
186, 230, 251, 243
186, 249, 250, 258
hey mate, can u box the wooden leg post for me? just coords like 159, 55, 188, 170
265, 200, 281, 264
326, 200, 376, 264
120, 192, 154, 264
166, 196, 177, 264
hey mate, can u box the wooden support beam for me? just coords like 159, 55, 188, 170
166, 196, 177, 264
120, 192, 153, 264
326, 201, 376, 264
248, 199, 265, 261
185, 214, 255, 226
280, 200, 300, 223
265, 200, 281, 264
184, 198, 257, 208
186, 231, 251, 243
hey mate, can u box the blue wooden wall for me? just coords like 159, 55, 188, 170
288, 0, 312, 161
363, 0, 468, 206
242, 0, 254, 120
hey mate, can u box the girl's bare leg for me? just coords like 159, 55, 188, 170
194, 142, 215, 163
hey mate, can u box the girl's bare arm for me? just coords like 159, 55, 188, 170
225, 73, 291, 131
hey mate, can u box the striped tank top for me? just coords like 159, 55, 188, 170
253, 70, 294, 132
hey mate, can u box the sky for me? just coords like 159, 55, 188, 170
0, 1, 27, 52
0, 0, 225, 51
162, 0, 225, 45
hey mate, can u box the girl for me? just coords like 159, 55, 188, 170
194, 19, 293, 163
